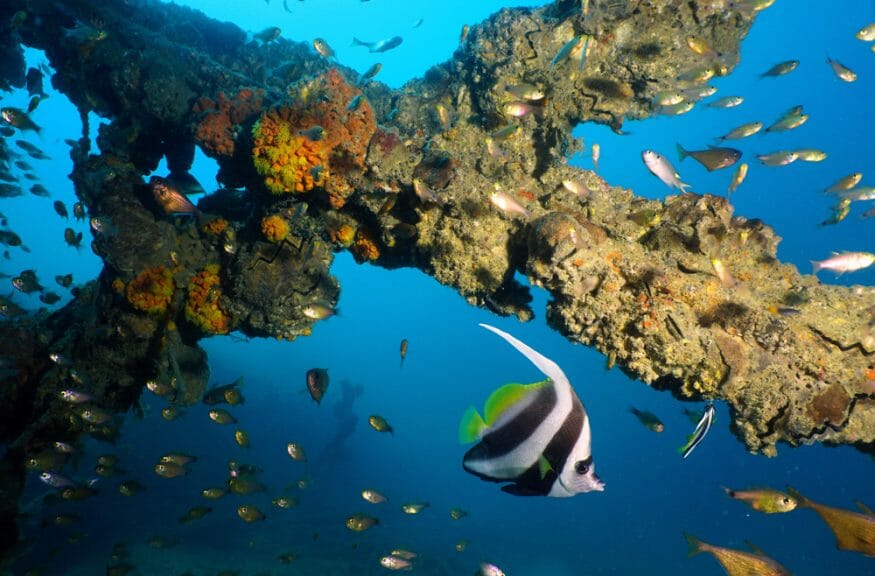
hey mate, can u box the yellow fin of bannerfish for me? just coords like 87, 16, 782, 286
483, 380, 550, 426
458, 407, 487, 444
538, 454, 554, 479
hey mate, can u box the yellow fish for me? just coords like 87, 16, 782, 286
787, 487, 875, 557
686, 533, 791, 575
722, 487, 796, 513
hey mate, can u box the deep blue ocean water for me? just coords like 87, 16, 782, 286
2, 0, 873, 574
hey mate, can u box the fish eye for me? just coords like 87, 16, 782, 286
574, 460, 590, 475
782, 498, 791, 504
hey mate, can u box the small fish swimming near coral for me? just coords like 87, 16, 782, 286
722, 487, 797, 513
150, 176, 201, 217
786, 486, 875, 557
73, 202, 86, 221
306, 368, 329, 404
759, 59, 799, 78
811, 252, 875, 275
53, 200, 69, 220
362, 489, 386, 504
718, 121, 762, 141
237, 504, 266, 523
312, 38, 335, 58
685, 533, 791, 575
399, 338, 408, 367
478, 562, 506, 576
460, 324, 603, 497
679, 403, 715, 459
253, 26, 281, 43
12, 269, 43, 293
287, 442, 306, 461
826, 57, 856, 82
380, 555, 412, 571
303, 301, 336, 320
642, 150, 691, 193
1, 107, 41, 133
551, 34, 588, 68
346, 513, 379, 531
677, 143, 741, 171
728, 162, 748, 194
203, 376, 245, 406
352, 35, 403, 53
824, 172, 862, 193
368, 414, 393, 433
297, 125, 325, 141
489, 186, 530, 220
707, 95, 744, 108
629, 407, 664, 432
208, 408, 237, 425
756, 151, 798, 167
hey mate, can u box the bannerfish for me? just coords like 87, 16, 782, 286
677, 143, 741, 171
678, 403, 715, 459
459, 324, 604, 497
642, 150, 691, 193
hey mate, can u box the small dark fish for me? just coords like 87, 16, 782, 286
14, 140, 42, 156
203, 376, 244, 406
13, 269, 43, 293
358, 62, 382, 84
64, 228, 83, 249
346, 513, 379, 531
154, 462, 187, 478
22, 172, 40, 182
29, 184, 50, 198
399, 338, 408, 367
677, 143, 741, 171
352, 35, 403, 53
179, 506, 212, 524
165, 171, 206, 196
346, 94, 364, 111
679, 403, 715, 458
297, 126, 324, 141
306, 368, 329, 404
1, 108, 41, 133
150, 176, 201, 217
0, 294, 27, 318
0, 126, 14, 138
760, 59, 799, 78
73, 202, 86, 221
26, 67, 45, 98
0, 184, 23, 198
208, 408, 237, 424
630, 407, 664, 432
90, 216, 118, 236
14, 160, 34, 172
27, 95, 42, 114
0, 230, 21, 247
54, 201, 69, 219
237, 504, 266, 523
39, 291, 61, 305
254, 26, 281, 43
368, 414, 393, 434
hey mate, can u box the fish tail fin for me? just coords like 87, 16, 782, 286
684, 533, 707, 556
810, 260, 823, 274
458, 407, 487, 444
676, 143, 688, 162
351, 37, 368, 47
678, 181, 692, 194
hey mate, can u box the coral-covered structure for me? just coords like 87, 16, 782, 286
0, 0, 872, 562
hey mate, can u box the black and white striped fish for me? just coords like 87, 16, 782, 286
459, 324, 604, 497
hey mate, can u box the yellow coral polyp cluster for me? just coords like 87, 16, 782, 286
261, 215, 289, 243
125, 267, 175, 314
201, 218, 229, 235
252, 110, 328, 195
328, 223, 356, 247
185, 264, 230, 334
352, 228, 381, 262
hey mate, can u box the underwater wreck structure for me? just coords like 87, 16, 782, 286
0, 0, 872, 557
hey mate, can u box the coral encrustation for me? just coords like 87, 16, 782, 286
185, 264, 230, 334
261, 214, 289, 243
193, 88, 265, 158
125, 266, 175, 314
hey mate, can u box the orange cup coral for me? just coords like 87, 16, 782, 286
251, 108, 328, 195
261, 215, 290, 243
126, 267, 175, 314
352, 228, 381, 262
184, 264, 230, 334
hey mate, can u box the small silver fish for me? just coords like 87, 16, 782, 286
826, 57, 856, 82
756, 151, 798, 167
642, 150, 691, 192
488, 187, 530, 220
312, 38, 334, 58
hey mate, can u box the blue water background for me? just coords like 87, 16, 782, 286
3, 0, 873, 574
